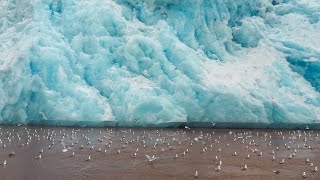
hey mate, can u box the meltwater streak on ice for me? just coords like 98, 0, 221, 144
0, 0, 319, 127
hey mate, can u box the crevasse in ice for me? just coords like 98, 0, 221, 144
0, 0, 319, 127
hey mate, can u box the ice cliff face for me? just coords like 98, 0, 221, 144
0, 0, 319, 127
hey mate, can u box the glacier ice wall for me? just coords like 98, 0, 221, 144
0, 0, 319, 127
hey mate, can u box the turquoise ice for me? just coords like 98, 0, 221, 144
0, 0, 319, 127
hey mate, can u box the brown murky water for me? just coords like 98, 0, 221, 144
0, 126, 319, 180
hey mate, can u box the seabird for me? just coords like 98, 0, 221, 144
305, 158, 310, 163
85, 156, 91, 161
194, 171, 199, 178
174, 154, 179, 159
211, 122, 216, 127
8, 151, 15, 157
215, 156, 219, 161
271, 150, 275, 154
1, 160, 7, 166
70, 152, 75, 157
273, 170, 280, 174
215, 165, 221, 171
311, 166, 318, 172
145, 154, 158, 163
216, 160, 222, 165
35, 154, 42, 159
279, 158, 285, 164
241, 164, 247, 170
302, 172, 307, 178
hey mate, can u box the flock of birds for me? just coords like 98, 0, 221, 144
0, 125, 319, 179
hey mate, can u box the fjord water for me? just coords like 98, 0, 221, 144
0, 0, 319, 127
0, 126, 319, 179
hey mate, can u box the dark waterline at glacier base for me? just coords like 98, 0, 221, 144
3, 120, 320, 130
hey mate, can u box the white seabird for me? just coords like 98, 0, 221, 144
194, 170, 199, 178
215, 165, 221, 171
85, 156, 91, 161
302, 172, 307, 178
241, 164, 247, 170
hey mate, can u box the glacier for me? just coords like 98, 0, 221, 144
0, 0, 320, 128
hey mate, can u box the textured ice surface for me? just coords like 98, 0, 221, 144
0, 0, 319, 127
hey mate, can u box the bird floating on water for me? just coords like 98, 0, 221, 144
246, 154, 250, 159
85, 156, 91, 161
70, 152, 75, 157
279, 158, 285, 164
311, 166, 318, 172
1, 160, 7, 166
8, 151, 15, 157
35, 154, 42, 159
194, 170, 198, 178
273, 170, 280, 174
215, 165, 221, 171
174, 154, 179, 159
241, 164, 247, 170
305, 158, 310, 163
302, 172, 307, 178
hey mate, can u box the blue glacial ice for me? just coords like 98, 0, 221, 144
0, 0, 319, 127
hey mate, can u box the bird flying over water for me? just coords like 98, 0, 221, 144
145, 154, 158, 163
